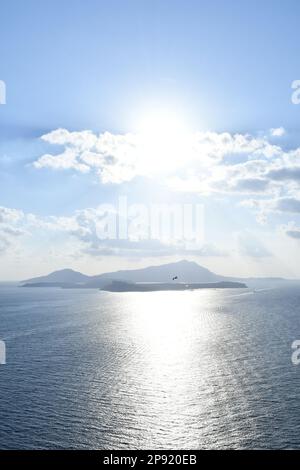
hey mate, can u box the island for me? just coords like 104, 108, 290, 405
23, 260, 295, 290
100, 280, 247, 292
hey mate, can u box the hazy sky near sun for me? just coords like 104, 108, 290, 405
1, 0, 300, 280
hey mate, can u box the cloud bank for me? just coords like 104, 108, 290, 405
32, 127, 300, 222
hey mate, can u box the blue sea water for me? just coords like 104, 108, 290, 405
0, 284, 300, 449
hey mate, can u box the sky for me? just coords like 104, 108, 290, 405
1, 0, 300, 280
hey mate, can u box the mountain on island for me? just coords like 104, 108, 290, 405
24, 268, 91, 285
23, 260, 226, 287
22, 259, 298, 290
86, 260, 225, 286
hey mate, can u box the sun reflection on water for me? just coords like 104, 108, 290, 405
111, 291, 227, 447
128, 292, 195, 363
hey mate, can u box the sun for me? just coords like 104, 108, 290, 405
137, 110, 187, 137
135, 109, 192, 174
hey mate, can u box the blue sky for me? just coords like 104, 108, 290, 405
1, 0, 300, 136
1, 0, 300, 279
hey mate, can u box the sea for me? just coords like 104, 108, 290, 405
0, 283, 300, 449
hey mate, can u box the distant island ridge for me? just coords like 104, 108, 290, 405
101, 280, 247, 292
21, 260, 299, 291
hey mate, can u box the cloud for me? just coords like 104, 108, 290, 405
279, 221, 300, 240
33, 128, 283, 187
0, 206, 24, 224
275, 197, 300, 213
0, 237, 10, 254
267, 166, 300, 182
193, 244, 229, 257
31, 126, 300, 224
286, 229, 300, 239
34, 149, 90, 173
41, 128, 98, 149
229, 177, 269, 193
0, 206, 26, 254
237, 231, 272, 258
270, 127, 285, 137
0, 204, 229, 259
35, 129, 140, 184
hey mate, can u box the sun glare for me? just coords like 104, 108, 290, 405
136, 110, 192, 173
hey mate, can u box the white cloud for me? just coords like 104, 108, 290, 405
270, 127, 285, 137
0, 206, 26, 254
0, 204, 229, 260
31, 126, 300, 224
0, 206, 24, 224
36, 129, 140, 183
34, 148, 90, 173
33, 128, 283, 186
279, 221, 300, 240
